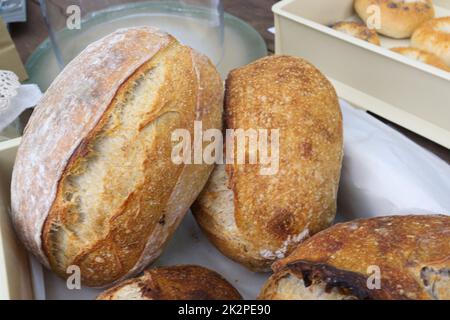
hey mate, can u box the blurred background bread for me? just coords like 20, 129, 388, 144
192, 55, 343, 272
259, 215, 450, 300
332, 21, 381, 45
97, 265, 242, 300
412, 16, 450, 67
354, 0, 435, 39
391, 47, 450, 72
10, 27, 223, 287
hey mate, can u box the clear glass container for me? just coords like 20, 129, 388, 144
39, 0, 224, 68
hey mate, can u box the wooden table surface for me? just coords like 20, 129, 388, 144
8, 0, 450, 163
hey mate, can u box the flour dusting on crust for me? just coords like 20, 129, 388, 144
10, 27, 173, 267
260, 228, 310, 260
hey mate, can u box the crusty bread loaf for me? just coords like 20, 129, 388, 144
97, 265, 242, 300
354, 0, 435, 39
192, 56, 343, 272
332, 21, 381, 45
10, 27, 223, 287
259, 215, 450, 300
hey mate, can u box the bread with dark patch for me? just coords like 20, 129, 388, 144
259, 215, 450, 300
97, 265, 242, 300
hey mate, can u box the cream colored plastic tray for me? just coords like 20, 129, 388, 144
273, 0, 450, 148
0, 138, 33, 300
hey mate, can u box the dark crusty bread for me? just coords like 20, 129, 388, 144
10, 27, 223, 287
97, 265, 242, 300
259, 215, 450, 300
192, 55, 343, 271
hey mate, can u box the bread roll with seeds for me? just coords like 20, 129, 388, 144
259, 215, 450, 300
97, 265, 242, 300
10, 27, 223, 287
354, 0, 435, 39
192, 55, 343, 272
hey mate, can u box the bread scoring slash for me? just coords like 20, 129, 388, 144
10, 27, 223, 287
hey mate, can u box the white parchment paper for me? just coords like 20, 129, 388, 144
338, 100, 450, 220
30, 100, 450, 300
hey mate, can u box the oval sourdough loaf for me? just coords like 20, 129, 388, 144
192, 55, 343, 271
97, 265, 242, 300
259, 215, 450, 300
10, 27, 223, 286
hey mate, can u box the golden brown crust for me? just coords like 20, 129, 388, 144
354, 0, 435, 39
193, 56, 343, 271
11, 27, 223, 287
260, 215, 450, 300
97, 265, 243, 300
332, 21, 381, 45
391, 47, 450, 72
411, 17, 450, 67
11, 27, 173, 268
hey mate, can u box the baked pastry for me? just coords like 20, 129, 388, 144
97, 265, 242, 300
10, 27, 223, 287
391, 47, 450, 71
192, 56, 343, 272
332, 21, 381, 45
354, 0, 435, 39
411, 16, 450, 67
259, 215, 450, 300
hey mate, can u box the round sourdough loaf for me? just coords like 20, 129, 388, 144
97, 265, 242, 300
259, 215, 450, 300
192, 55, 343, 272
10, 27, 223, 287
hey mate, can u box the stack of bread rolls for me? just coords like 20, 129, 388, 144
331, 0, 450, 72
10, 26, 449, 300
